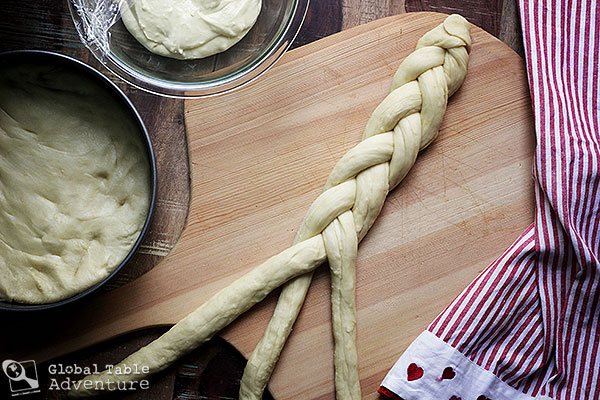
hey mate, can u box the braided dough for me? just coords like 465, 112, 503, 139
70, 14, 471, 398
241, 14, 471, 399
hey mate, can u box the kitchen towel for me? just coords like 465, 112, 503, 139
379, 1, 600, 399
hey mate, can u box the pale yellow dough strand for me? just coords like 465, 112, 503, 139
240, 14, 471, 399
70, 14, 471, 399
324, 210, 361, 399
69, 235, 327, 397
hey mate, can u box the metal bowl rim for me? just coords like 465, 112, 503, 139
0, 49, 157, 312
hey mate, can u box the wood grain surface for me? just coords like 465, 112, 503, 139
187, 13, 535, 399
0, 1, 529, 399
2, 10, 534, 400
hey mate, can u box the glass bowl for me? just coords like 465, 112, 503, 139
68, 0, 310, 97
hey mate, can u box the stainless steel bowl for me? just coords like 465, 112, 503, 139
0, 50, 157, 311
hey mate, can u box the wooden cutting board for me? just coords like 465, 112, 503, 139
15, 12, 535, 400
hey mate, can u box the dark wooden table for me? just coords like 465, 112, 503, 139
0, 1, 523, 398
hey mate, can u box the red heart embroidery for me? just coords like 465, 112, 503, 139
407, 363, 424, 381
449, 396, 462, 400
477, 396, 492, 400
441, 366, 456, 380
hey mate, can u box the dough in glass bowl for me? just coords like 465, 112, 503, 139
121, 0, 262, 59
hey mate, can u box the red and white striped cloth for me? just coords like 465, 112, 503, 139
379, 1, 600, 399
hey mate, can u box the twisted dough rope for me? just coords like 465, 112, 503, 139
240, 14, 471, 399
69, 14, 471, 398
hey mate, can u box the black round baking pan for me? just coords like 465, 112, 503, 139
0, 50, 157, 311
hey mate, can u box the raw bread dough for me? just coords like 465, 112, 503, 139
0, 64, 151, 304
69, 235, 327, 398
241, 14, 471, 400
121, 0, 262, 60
323, 210, 361, 399
70, 14, 471, 399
